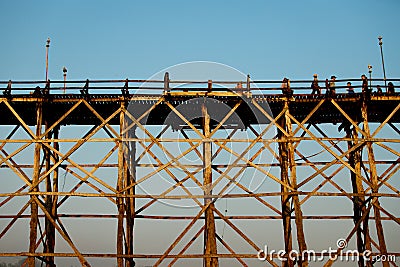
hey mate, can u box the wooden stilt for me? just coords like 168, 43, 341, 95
125, 146, 135, 267
361, 97, 389, 267
44, 119, 56, 267
202, 101, 218, 267
346, 126, 372, 267
50, 126, 60, 267
117, 103, 125, 267
278, 104, 293, 267
284, 100, 308, 267
28, 101, 43, 267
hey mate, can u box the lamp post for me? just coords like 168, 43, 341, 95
378, 36, 387, 91
63, 67, 67, 94
45, 38, 51, 83
368, 64, 372, 92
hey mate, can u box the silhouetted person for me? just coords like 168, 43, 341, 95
329, 75, 336, 97
387, 82, 395, 95
347, 82, 355, 94
81, 79, 89, 95
235, 82, 243, 93
361, 74, 368, 93
33, 86, 41, 97
3, 80, 12, 96
311, 74, 321, 95
376, 85, 383, 95
281, 77, 292, 96
43, 79, 50, 95
122, 79, 130, 96
325, 78, 330, 96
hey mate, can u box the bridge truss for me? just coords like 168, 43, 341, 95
0, 78, 399, 267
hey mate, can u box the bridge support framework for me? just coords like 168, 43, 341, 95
0, 91, 399, 267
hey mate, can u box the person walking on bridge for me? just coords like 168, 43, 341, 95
311, 74, 321, 95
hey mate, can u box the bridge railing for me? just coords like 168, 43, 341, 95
0, 77, 398, 96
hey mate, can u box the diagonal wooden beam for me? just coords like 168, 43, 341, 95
213, 207, 279, 267
33, 196, 91, 266
209, 100, 242, 137
121, 97, 164, 136
371, 102, 400, 138
135, 125, 170, 163
41, 142, 118, 193
330, 99, 368, 137
287, 112, 372, 188
213, 166, 282, 215
121, 106, 204, 193
140, 135, 204, 208
30, 107, 122, 190
3, 100, 36, 139
388, 122, 400, 135
39, 99, 83, 139
323, 199, 375, 267
251, 99, 289, 137
0, 199, 32, 239
292, 99, 326, 136
122, 139, 203, 193
212, 138, 294, 191
168, 225, 206, 266
135, 167, 203, 215
208, 107, 291, 192
0, 143, 32, 167
82, 99, 119, 138
216, 233, 249, 266
164, 100, 205, 138
0, 147, 33, 187
154, 203, 212, 266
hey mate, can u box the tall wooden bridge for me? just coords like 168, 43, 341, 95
0, 77, 399, 267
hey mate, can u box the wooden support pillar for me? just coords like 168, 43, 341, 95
117, 102, 126, 267
284, 101, 307, 267
51, 126, 60, 266
346, 126, 372, 267
28, 101, 43, 267
202, 101, 218, 267
44, 120, 57, 267
125, 127, 136, 267
361, 99, 389, 267
278, 106, 293, 267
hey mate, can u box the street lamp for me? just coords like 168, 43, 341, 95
378, 36, 387, 91
63, 67, 67, 94
45, 38, 51, 83
368, 64, 372, 92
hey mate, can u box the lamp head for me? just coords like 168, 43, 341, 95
378, 36, 382, 45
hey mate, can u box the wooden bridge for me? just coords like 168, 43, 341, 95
0, 78, 399, 266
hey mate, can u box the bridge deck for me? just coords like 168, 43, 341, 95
0, 93, 399, 126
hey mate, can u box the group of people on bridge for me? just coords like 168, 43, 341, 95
281, 74, 396, 97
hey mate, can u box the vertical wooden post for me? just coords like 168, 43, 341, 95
202, 101, 218, 267
117, 102, 125, 267
44, 119, 56, 267
125, 125, 136, 267
284, 101, 308, 267
50, 126, 60, 267
278, 104, 293, 267
346, 126, 372, 267
361, 99, 389, 267
28, 101, 43, 267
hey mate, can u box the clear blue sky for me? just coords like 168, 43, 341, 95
1, 0, 400, 82
1, 1, 399, 266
